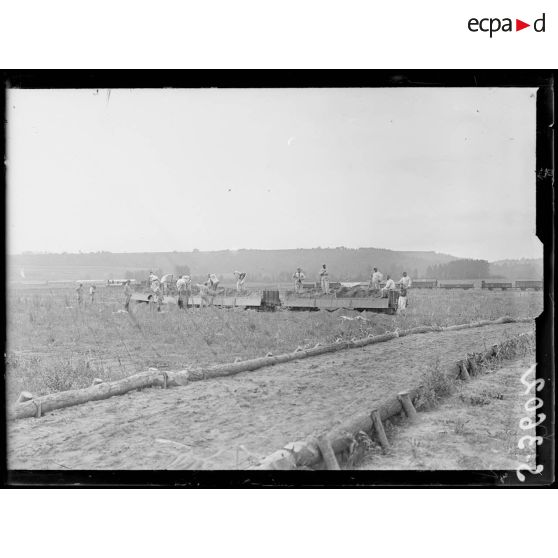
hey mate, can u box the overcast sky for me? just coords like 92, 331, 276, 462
7, 87, 541, 261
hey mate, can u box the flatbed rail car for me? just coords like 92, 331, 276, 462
412, 280, 438, 289
130, 293, 178, 305
481, 281, 513, 291
515, 280, 542, 291
131, 289, 399, 313
107, 279, 137, 286
282, 290, 399, 314
439, 283, 475, 290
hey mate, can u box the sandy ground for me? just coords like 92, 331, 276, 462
8, 321, 532, 470
357, 355, 537, 471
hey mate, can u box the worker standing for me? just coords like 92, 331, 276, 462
89, 284, 97, 304
397, 272, 412, 309
161, 273, 173, 295
148, 271, 158, 292
381, 275, 396, 297
124, 280, 133, 312
319, 264, 329, 294
76, 283, 84, 306
234, 271, 247, 293
398, 271, 412, 289
397, 286, 408, 315
183, 275, 192, 307
150, 277, 161, 311
176, 275, 187, 309
197, 283, 211, 307
206, 273, 220, 291
370, 267, 383, 291
155, 283, 164, 312
293, 267, 305, 294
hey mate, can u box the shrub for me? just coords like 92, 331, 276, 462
415, 357, 455, 411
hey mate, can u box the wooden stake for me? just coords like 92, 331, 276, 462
467, 357, 478, 376
33, 400, 42, 418
317, 435, 341, 470
398, 391, 417, 422
459, 361, 471, 381
370, 409, 390, 451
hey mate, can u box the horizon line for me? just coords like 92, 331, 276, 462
7, 247, 542, 263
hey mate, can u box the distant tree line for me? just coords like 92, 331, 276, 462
489, 259, 543, 281
425, 259, 490, 280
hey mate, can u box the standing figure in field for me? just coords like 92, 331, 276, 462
89, 284, 97, 303
398, 271, 412, 289
197, 283, 213, 307
176, 275, 190, 309
161, 274, 173, 295
234, 271, 247, 293
155, 283, 164, 312
183, 275, 192, 307
124, 280, 133, 312
148, 271, 158, 287
397, 286, 408, 315
150, 277, 162, 311
381, 274, 396, 298
293, 267, 305, 294
76, 283, 84, 306
370, 267, 383, 292
206, 273, 220, 292
319, 264, 329, 294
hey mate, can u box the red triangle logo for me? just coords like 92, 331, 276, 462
516, 19, 530, 31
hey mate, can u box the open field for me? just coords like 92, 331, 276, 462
7, 321, 534, 470
6, 285, 542, 401
357, 355, 537, 471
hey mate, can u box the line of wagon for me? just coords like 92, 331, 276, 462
131, 289, 402, 314
411, 280, 542, 291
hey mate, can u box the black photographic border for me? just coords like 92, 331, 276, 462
1, 70, 554, 487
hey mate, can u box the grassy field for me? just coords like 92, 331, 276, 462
6, 284, 542, 401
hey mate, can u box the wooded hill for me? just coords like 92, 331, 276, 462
9, 247, 457, 283
9, 249, 542, 283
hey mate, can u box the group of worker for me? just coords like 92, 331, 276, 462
134, 270, 248, 311
293, 264, 411, 292
292, 265, 412, 313
75, 283, 97, 305
370, 267, 412, 293
115, 266, 412, 313
292, 265, 333, 294
370, 267, 412, 313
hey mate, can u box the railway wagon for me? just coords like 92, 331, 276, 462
412, 280, 438, 289
515, 280, 542, 291
481, 281, 513, 291
283, 290, 399, 314
130, 293, 177, 305
439, 283, 474, 290
131, 289, 399, 313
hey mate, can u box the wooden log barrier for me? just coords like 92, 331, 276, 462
8, 369, 175, 421
370, 409, 390, 451
317, 435, 341, 470
252, 330, 535, 470
16, 391, 34, 404
8, 317, 534, 421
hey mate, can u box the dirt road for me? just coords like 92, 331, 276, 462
8, 321, 533, 470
